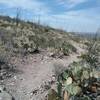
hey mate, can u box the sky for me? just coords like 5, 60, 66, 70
0, 0, 100, 33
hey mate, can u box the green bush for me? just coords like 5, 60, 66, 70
0, 40, 14, 80
82, 40, 100, 69
13, 35, 37, 53
50, 39, 100, 100
53, 61, 99, 100
0, 18, 77, 56
61, 41, 77, 56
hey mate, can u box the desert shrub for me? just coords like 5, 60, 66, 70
13, 32, 38, 54
49, 61, 100, 100
81, 40, 100, 69
84, 41, 90, 46
46, 38, 77, 57
53, 63, 66, 79
48, 36, 100, 100
0, 40, 15, 80
0, 17, 77, 56
0, 41, 8, 64
61, 41, 77, 56
46, 40, 77, 58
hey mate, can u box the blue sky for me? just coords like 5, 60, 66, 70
0, 0, 100, 32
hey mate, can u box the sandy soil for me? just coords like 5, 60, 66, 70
2, 44, 85, 100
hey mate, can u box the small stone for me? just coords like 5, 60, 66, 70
0, 91, 13, 100
14, 76, 17, 80
0, 86, 13, 100
0, 86, 4, 92
97, 96, 100, 100
90, 86, 97, 93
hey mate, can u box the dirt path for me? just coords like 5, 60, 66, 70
4, 45, 85, 100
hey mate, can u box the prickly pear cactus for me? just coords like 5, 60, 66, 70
55, 61, 100, 100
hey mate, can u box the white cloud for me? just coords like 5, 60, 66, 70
56, 0, 87, 8
39, 7, 100, 32
0, 0, 50, 15
0, 0, 99, 32
50, 7, 100, 22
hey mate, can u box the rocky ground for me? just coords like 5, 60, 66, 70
0, 43, 85, 100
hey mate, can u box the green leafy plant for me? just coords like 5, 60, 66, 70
61, 41, 77, 56
54, 61, 100, 100
82, 38, 100, 69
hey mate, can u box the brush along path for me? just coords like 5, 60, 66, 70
3, 45, 85, 100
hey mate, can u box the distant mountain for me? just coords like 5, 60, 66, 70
76, 32, 100, 39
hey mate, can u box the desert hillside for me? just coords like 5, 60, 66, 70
0, 16, 100, 100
